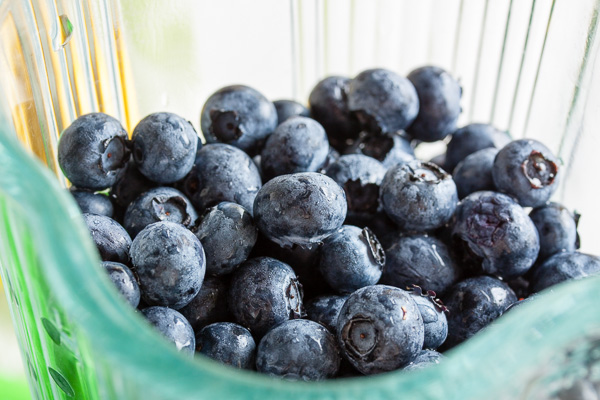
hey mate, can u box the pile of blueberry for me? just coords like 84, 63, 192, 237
58, 66, 600, 380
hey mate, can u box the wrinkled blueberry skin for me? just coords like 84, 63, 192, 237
141, 306, 195, 356
130, 221, 206, 310
82, 213, 131, 264
195, 202, 258, 276
196, 322, 256, 369
529, 202, 579, 262
403, 349, 445, 371
110, 160, 157, 216
492, 139, 560, 208
319, 226, 385, 294
260, 116, 329, 180
325, 154, 387, 216
409, 294, 448, 350
305, 294, 348, 332
132, 112, 198, 184
346, 131, 415, 169
380, 161, 458, 232
336, 285, 424, 374
178, 276, 231, 332
200, 85, 277, 155
182, 143, 262, 214
308, 76, 360, 151
445, 123, 510, 172
123, 187, 198, 238
529, 252, 600, 294
70, 188, 114, 217
406, 66, 462, 142
348, 68, 419, 134
451, 191, 539, 280
256, 319, 340, 380
453, 148, 498, 199
381, 234, 460, 295
58, 113, 130, 190
273, 99, 310, 124
228, 257, 304, 338
102, 261, 140, 308
442, 276, 517, 349
253, 173, 347, 248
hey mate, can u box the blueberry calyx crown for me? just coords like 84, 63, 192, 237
361, 227, 385, 267
101, 136, 130, 174
150, 195, 193, 227
286, 278, 305, 319
209, 109, 244, 143
521, 150, 558, 189
341, 315, 378, 360
408, 284, 449, 313
406, 162, 448, 184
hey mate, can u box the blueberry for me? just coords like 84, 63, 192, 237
200, 85, 277, 155
131, 112, 198, 184
228, 257, 303, 338
403, 349, 445, 371
58, 113, 129, 190
130, 221, 206, 309
343, 211, 398, 242
345, 131, 415, 169
109, 160, 157, 216
141, 306, 195, 356
256, 319, 340, 380
123, 187, 198, 238
445, 123, 510, 172
347, 68, 419, 134
260, 116, 329, 180
82, 213, 132, 264
442, 276, 517, 349
273, 99, 310, 124
318, 146, 340, 174
380, 161, 458, 232
492, 139, 561, 208
195, 322, 256, 369
529, 252, 600, 294
70, 188, 114, 217
451, 191, 539, 279
253, 172, 347, 248
305, 294, 348, 332
452, 148, 498, 199
406, 66, 462, 142
380, 234, 460, 295
529, 202, 579, 262
178, 276, 231, 331
182, 143, 262, 214
102, 261, 140, 308
319, 226, 385, 294
325, 154, 387, 216
308, 76, 360, 151
408, 290, 448, 350
194, 202, 258, 276
337, 285, 423, 374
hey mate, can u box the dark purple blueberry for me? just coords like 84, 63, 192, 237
82, 213, 131, 264
260, 116, 329, 180
319, 226, 384, 294
336, 285, 424, 374
406, 66, 462, 142
200, 85, 277, 155
70, 188, 114, 217
228, 257, 303, 338
441, 276, 517, 349
58, 113, 129, 190
102, 261, 140, 308
452, 148, 498, 199
123, 187, 198, 238
273, 99, 310, 124
445, 123, 510, 172
178, 276, 231, 332
130, 221, 206, 310
348, 68, 419, 134
253, 172, 347, 248
194, 202, 257, 276
408, 290, 448, 350
451, 191, 540, 279
195, 322, 256, 369
308, 76, 360, 151
131, 112, 198, 184
141, 306, 195, 356
529, 202, 579, 262
380, 161, 458, 232
109, 160, 157, 215
345, 131, 415, 169
403, 349, 445, 371
492, 139, 560, 208
380, 233, 460, 295
256, 319, 340, 380
305, 294, 348, 332
529, 252, 600, 294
